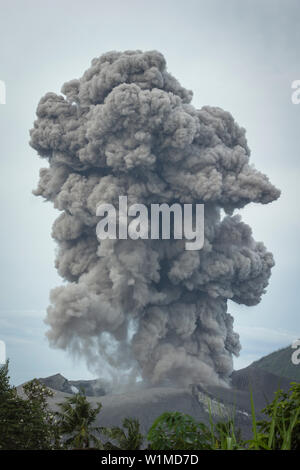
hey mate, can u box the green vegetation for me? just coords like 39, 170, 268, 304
55, 391, 103, 449
147, 411, 212, 450
102, 417, 144, 450
0, 360, 299, 450
0, 361, 59, 449
146, 386, 300, 451
147, 411, 245, 450
256, 383, 300, 450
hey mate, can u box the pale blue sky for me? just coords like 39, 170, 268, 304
0, 0, 299, 384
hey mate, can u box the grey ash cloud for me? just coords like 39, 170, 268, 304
30, 50, 280, 389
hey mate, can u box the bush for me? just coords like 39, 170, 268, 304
254, 382, 300, 450
147, 411, 212, 450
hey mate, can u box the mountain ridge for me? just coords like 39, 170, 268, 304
250, 344, 300, 382
16, 346, 299, 442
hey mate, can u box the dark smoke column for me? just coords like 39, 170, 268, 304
30, 51, 280, 388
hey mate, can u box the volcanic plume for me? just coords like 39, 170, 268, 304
30, 50, 280, 388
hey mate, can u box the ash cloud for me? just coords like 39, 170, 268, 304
30, 50, 280, 389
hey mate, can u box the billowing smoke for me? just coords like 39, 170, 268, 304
30, 50, 280, 389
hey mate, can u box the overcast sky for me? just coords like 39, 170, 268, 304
0, 0, 299, 385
